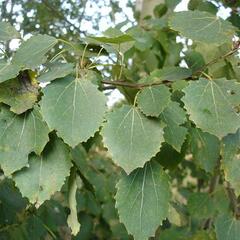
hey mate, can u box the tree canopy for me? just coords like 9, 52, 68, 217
0, 0, 240, 239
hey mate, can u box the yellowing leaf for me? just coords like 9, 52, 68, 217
0, 70, 39, 114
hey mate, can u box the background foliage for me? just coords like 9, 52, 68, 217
0, 0, 240, 239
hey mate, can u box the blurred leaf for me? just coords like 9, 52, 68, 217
0, 22, 20, 41
222, 129, 240, 196
170, 11, 235, 45
12, 35, 57, 69
0, 61, 21, 83
189, 128, 220, 173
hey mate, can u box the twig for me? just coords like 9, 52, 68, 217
208, 159, 221, 194
194, 40, 240, 75
101, 79, 171, 89
226, 182, 240, 218
102, 85, 116, 90
100, 42, 240, 89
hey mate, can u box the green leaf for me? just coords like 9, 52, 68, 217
159, 227, 190, 240
88, 27, 134, 44
169, 10, 235, 45
40, 75, 106, 147
155, 143, 186, 170
13, 136, 71, 207
140, 67, 192, 84
187, 192, 215, 219
184, 50, 205, 72
101, 105, 164, 173
191, 231, 216, 240
85, 27, 134, 54
163, 125, 187, 152
182, 78, 240, 139
190, 128, 220, 173
136, 85, 171, 117
12, 34, 57, 69
154, 67, 192, 81
127, 27, 154, 51
188, 0, 218, 14
222, 129, 240, 196
160, 101, 187, 152
0, 71, 39, 114
0, 61, 21, 83
115, 161, 171, 240
0, 22, 20, 42
0, 106, 49, 176
0, 179, 27, 226
67, 170, 81, 236
38, 62, 74, 83
215, 214, 240, 240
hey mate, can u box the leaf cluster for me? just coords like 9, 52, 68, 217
0, 1, 240, 239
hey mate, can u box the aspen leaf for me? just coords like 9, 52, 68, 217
182, 78, 240, 139
102, 105, 164, 173
41, 75, 107, 147
116, 161, 171, 240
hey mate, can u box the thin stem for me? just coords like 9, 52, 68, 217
88, 63, 124, 70
100, 43, 240, 89
194, 41, 240, 75
200, 71, 213, 80
87, 47, 104, 69
75, 62, 79, 79
80, 43, 88, 68
102, 85, 116, 90
118, 52, 124, 80
50, 49, 67, 62
58, 38, 76, 50
101, 80, 171, 89
133, 91, 140, 107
